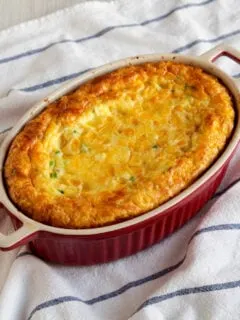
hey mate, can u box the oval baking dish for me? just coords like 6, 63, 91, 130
0, 44, 240, 265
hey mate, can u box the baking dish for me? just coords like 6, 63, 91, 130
0, 44, 239, 265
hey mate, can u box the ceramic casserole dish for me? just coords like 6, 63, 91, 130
0, 44, 239, 265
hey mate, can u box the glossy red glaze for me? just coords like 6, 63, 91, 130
25, 160, 229, 265
0, 44, 239, 264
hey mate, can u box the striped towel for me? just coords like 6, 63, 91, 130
0, 0, 240, 319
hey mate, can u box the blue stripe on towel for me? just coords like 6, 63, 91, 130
0, 0, 215, 65
26, 257, 186, 320
133, 279, 240, 316
0, 127, 12, 135
21, 68, 92, 92
27, 223, 240, 320
18, 28, 240, 93
172, 29, 240, 53
191, 224, 240, 241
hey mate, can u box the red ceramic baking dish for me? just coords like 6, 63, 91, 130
0, 44, 239, 265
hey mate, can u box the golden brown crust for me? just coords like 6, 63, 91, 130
4, 62, 235, 228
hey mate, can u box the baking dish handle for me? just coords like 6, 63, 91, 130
0, 130, 39, 250
200, 44, 240, 87
0, 221, 39, 251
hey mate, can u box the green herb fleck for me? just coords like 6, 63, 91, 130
152, 144, 159, 149
55, 150, 61, 155
58, 189, 64, 194
50, 172, 58, 178
73, 130, 78, 134
49, 160, 55, 166
130, 176, 136, 182
80, 143, 89, 153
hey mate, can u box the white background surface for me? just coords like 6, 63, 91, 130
0, 0, 110, 31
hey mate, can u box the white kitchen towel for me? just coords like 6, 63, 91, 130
0, 0, 240, 319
